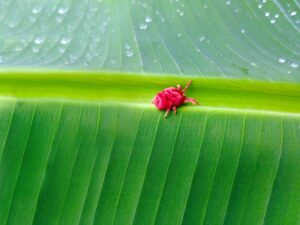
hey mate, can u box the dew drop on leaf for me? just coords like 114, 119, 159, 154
58, 47, 66, 53
56, 16, 63, 23
126, 49, 134, 57
290, 11, 297, 16
15, 46, 23, 52
110, 58, 117, 64
145, 16, 152, 23
199, 36, 206, 42
139, 23, 148, 30
60, 36, 72, 45
32, 46, 40, 53
69, 54, 79, 63
290, 62, 299, 69
31, 6, 42, 14
34, 37, 45, 45
57, 6, 69, 15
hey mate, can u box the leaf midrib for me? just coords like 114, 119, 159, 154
0, 70, 299, 114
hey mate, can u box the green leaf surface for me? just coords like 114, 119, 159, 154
0, 0, 299, 81
0, 0, 300, 224
0, 98, 300, 225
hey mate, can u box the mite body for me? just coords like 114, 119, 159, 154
152, 80, 199, 118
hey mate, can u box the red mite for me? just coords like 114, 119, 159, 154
152, 80, 199, 118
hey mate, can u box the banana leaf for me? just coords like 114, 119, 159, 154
0, 0, 300, 225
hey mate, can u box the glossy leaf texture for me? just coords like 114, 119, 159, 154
0, 0, 300, 224
0, 0, 299, 81
0, 98, 299, 225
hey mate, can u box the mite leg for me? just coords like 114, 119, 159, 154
172, 106, 177, 115
151, 97, 155, 103
182, 80, 192, 92
164, 109, 170, 118
184, 98, 199, 105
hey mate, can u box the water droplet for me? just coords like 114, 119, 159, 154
204, 4, 208, 9
199, 36, 206, 42
179, 11, 184, 16
241, 29, 246, 34
15, 46, 23, 52
56, 16, 63, 23
270, 19, 276, 24
234, 9, 240, 13
125, 44, 131, 50
278, 57, 286, 63
31, 6, 42, 14
196, 48, 201, 53
58, 47, 66, 53
126, 49, 134, 57
251, 62, 257, 67
177, 33, 182, 38
290, 11, 297, 16
32, 46, 40, 53
145, 16, 152, 23
110, 58, 117, 64
265, 12, 270, 17
69, 54, 79, 63
226, 0, 231, 5
291, 62, 299, 68
34, 36, 45, 45
57, 6, 69, 15
262, 0, 267, 3
258, 4, 263, 9
274, 14, 279, 18
60, 36, 72, 45
139, 23, 148, 30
